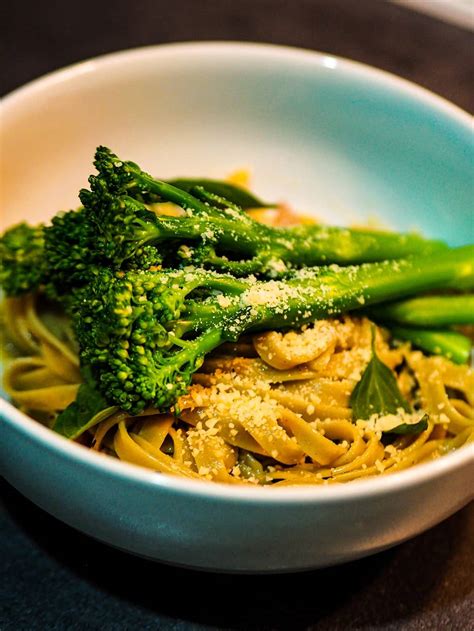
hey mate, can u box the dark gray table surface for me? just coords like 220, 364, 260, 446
1, 1, 473, 629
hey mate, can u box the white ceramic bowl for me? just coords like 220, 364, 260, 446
1, 42, 473, 573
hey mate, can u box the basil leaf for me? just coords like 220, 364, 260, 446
53, 378, 117, 440
167, 178, 272, 209
350, 327, 411, 420
387, 414, 429, 435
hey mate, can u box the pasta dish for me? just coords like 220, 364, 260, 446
1, 147, 473, 485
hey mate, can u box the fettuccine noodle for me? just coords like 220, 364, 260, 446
3, 293, 473, 485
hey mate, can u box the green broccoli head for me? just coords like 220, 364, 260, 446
44, 207, 99, 297
0, 222, 46, 295
92, 145, 152, 200
79, 168, 167, 270
73, 267, 231, 413
93, 146, 131, 191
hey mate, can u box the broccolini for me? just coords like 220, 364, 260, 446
80, 146, 447, 277
73, 245, 474, 413
2, 146, 472, 419
0, 146, 450, 298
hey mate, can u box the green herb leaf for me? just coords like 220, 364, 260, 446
167, 178, 272, 209
388, 414, 429, 435
53, 370, 117, 440
350, 327, 411, 421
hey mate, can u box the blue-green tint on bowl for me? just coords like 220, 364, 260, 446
246, 61, 473, 245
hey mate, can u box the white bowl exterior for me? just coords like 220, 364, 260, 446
1, 43, 473, 571
1, 398, 473, 571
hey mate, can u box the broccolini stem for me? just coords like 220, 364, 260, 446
176, 247, 474, 372
155, 197, 448, 268
100, 147, 448, 270
240, 245, 474, 332
167, 178, 272, 209
389, 326, 472, 364
178, 246, 474, 335
125, 164, 212, 215
158, 247, 474, 410
366, 294, 474, 327
138, 205, 449, 272
275, 224, 447, 265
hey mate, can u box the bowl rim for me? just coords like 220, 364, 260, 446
2, 40, 472, 129
2, 396, 473, 503
1, 41, 473, 504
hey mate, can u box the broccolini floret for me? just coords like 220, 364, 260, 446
46, 200, 164, 296
0, 210, 101, 299
1, 205, 164, 301
73, 267, 247, 412
0, 222, 46, 295
44, 206, 99, 295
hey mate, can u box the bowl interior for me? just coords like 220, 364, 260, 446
1, 42, 474, 483
1, 45, 474, 572
1, 43, 473, 245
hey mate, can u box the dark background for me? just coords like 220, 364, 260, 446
2, 0, 474, 110
1, 1, 473, 629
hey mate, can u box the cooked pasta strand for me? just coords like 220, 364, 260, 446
3, 291, 472, 485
